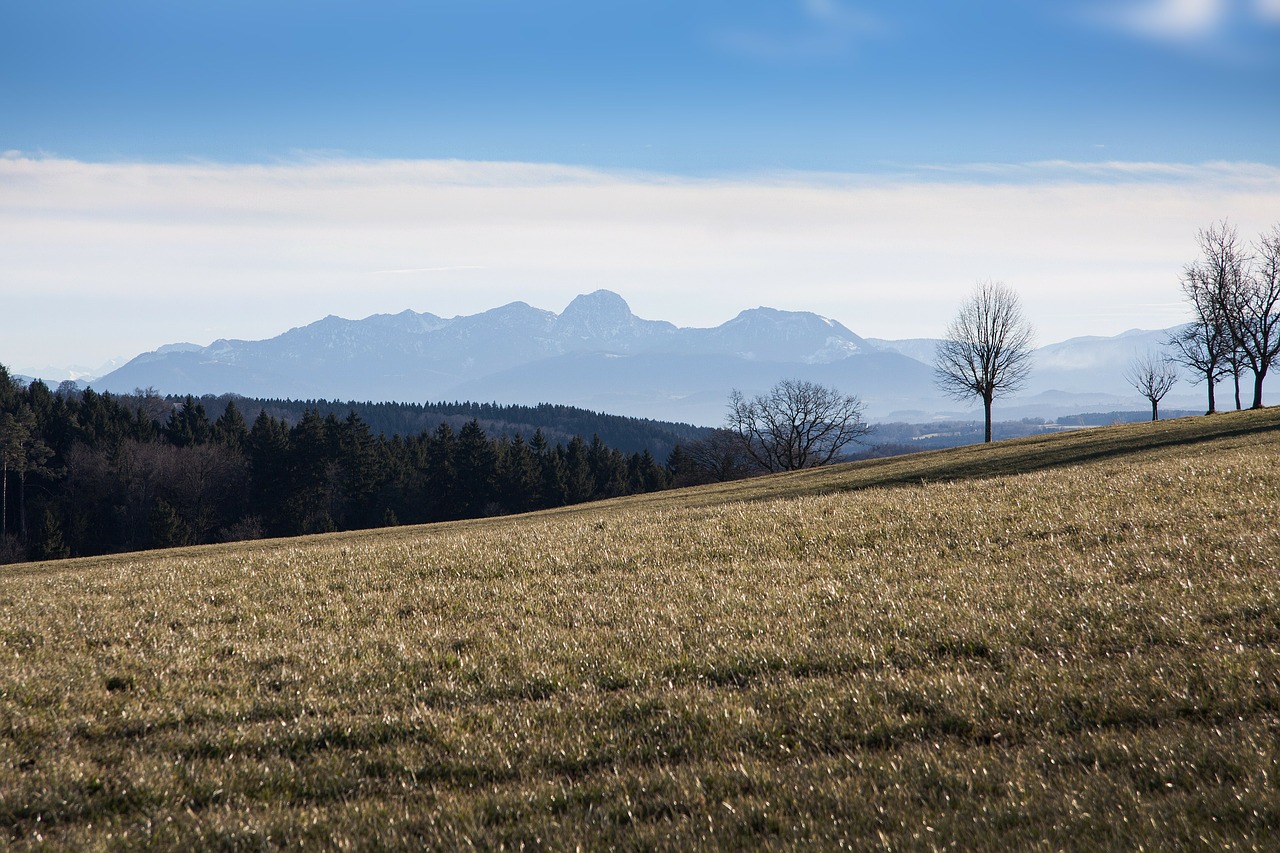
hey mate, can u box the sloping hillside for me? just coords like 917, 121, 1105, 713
2, 410, 1278, 849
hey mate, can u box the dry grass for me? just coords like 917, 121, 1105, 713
2, 410, 1279, 849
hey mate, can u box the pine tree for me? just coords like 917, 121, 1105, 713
499, 433, 540, 513
603, 448, 629, 497
164, 396, 212, 447
335, 411, 380, 528
0, 406, 54, 542
30, 508, 70, 561
387, 434, 427, 525
0, 411, 28, 539
538, 443, 567, 509
586, 434, 611, 497
636, 449, 668, 493
212, 400, 250, 451
150, 498, 192, 549
423, 422, 458, 520
0, 365, 19, 411
562, 436, 593, 504
249, 411, 291, 534
455, 420, 498, 517
665, 445, 694, 487
285, 410, 337, 535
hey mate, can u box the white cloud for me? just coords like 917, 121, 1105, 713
1115, 0, 1227, 40
1082, 0, 1280, 50
372, 266, 487, 275
2, 155, 1279, 371
800, 0, 884, 33
715, 0, 885, 61
916, 159, 1280, 183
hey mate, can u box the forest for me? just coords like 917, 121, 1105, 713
0, 367, 681, 565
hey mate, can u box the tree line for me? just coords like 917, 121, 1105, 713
0, 371, 674, 565
203, 397, 704, 461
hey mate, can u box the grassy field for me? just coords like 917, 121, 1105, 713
3, 410, 1279, 849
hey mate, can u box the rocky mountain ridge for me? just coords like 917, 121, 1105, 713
89, 291, 1229, 425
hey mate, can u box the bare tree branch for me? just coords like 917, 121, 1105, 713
1177, 220, 1280, 410
1237, 223, 1280, 408
725, 380, 870, 473
1125, 351, 1178, 421
681, 429, 755, 483
933, 280, 1035, 443
1168, 259, 1232, 414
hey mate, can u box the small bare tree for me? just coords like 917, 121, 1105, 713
1168, 263, 1232, 414
726, 379, 870, 473
1125, 352, 1178, 421
1235, 224, 1280, 408
1194, 221, 1253, 409
934, 280, 1035, 443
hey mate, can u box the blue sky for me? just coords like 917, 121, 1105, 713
2, 1, 1279, 376
6, 0, 1278, 170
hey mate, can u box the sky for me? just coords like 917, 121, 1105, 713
2, 0, 1279, 377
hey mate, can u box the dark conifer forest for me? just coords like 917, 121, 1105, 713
0, 366, 695, 564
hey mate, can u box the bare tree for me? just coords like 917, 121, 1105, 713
1179, 221, 1280, 410
725, 379, 870, 473
1125, 352, 1178, 421
1227, 349, 1246, 410
1235, 224, 1280, 408
934, 280, 1035, 443
680, 428, 756, 483
1169, 263, 1232, 414
1189, 222, 1248, 409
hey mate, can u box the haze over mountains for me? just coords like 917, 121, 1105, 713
81, 290, 1224, 425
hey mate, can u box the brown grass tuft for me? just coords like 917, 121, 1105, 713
2, 409, 1279, 849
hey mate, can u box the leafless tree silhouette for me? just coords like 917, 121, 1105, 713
1125, 352, 1179, 421
1180, 221, 1280, 410
934, 280, 1035, 443
726, 379, 870, 472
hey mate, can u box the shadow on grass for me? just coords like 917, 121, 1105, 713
650, 408, 1280, 510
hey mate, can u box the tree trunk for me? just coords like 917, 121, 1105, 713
983, 397, 993, 443
1151, 400, 1158, 421
1252, 367, 1267, 409
1, 461, 6, 537
1234, 367, 1242, 410
1206, 379, 1216, 415
18, 470, 26, 542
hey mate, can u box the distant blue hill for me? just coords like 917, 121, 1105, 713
94, 290, 941, 425
92, 291, 1243, 425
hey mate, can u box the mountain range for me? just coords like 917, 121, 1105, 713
84, 290, 1236, 426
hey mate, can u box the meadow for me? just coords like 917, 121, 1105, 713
2, 410, 1279, 849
